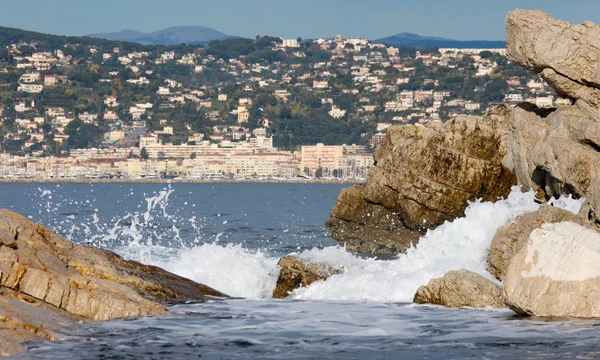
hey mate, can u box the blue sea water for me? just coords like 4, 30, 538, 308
0, 182, 598, 359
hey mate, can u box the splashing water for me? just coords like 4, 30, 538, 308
27, 184, 584, 301
140, 187, 583, 300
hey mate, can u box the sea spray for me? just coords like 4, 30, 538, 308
153, 243, 280, 298
26, 184, 585, 303
290, 188, 584, 302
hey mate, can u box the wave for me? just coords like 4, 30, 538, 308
32, 184, 584, 302
115, 187, 584, 302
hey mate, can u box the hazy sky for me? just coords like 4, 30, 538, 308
0, 0, 596, 40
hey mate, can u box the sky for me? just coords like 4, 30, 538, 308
0, 0, 596, 40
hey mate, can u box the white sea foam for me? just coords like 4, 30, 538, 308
137, 187, 584, 302
290, 189, 583, 302
142, 243, 280, 299
38, 184, 583, 303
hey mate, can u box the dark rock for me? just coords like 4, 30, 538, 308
327, 109, 517, 256
272, 256, 342, 299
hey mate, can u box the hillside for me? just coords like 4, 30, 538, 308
89, 26, 235, 45
375, 32, 505, 49
0, 25, 167, 52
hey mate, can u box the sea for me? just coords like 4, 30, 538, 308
1, 182, 599, 360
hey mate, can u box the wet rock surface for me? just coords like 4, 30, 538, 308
272, 256, 342, 299
325, 185, 421, 256
413, 269, 505, 309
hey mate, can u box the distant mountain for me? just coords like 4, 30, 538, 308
0, 25, 162, 51
375, 32, 505, 49
88, 26, 235, 46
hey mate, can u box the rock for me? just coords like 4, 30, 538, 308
325, 185, 421, 256
487, 204, 578, 281
506, 10, 600, 108
0, 288, 84, 356
502, 103, 600, 201
503, 11, 600, 223
413, 269, 505, 309
504, 222, 600, 318
272, 256, 342, 299
327, 108, 517, 256
0, 209, 227, 355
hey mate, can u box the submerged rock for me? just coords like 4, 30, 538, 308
272, 256, 342, 299
504, 222, 600, 318
413, 269, 505, 309
327, 108, 517, 256
0, 209, 226, 355
487, 204, 578, 281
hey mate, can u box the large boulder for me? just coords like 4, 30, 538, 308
272, 256, 342, 299
327, 108, 517, 256
504, 222, 600, 318
487, 204, 578, 281
413, 269, 505, 309
506, 10, 600, 108
0, 209, 226, 355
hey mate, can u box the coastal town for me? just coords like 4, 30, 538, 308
0, 30, 563, 180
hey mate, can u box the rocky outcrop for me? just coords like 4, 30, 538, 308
325, 185, 421, 256
413, 269, 505, 309
272, 256, 342, 299
327, 108, 517, 256
0, 209, 226, 355
502, 102, 600, 202
503, 10, 600, 225
506, 10, 600, 109
504, 222, 600, 317
487, 204, 578, 281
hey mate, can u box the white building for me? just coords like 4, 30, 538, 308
328, 106, 346, 119
280, 38, 300, 48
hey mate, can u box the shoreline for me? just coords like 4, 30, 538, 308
0, 178, 363, 184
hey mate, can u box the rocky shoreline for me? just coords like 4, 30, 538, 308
4, 7, 600, 357
0, 178, 361, 184
324, 9, 600, 317
0, 209, 226, 356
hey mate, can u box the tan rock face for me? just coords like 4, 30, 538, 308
503, 10, 600, 226
0, 288, 83, 357
487, 204, 578, 281
506, 10, 600, 108
272, 256, 342, 299
327, 108, 517, 256
0, 209, 227, 355
504, 222, 600, 318
502, 103, 600, 201
413, 269, 505, 309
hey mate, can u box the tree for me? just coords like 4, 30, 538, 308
479, 50, 493, 59
65, 120, 102, 149
315, 167, 323, 178
140, 147, 149, 159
